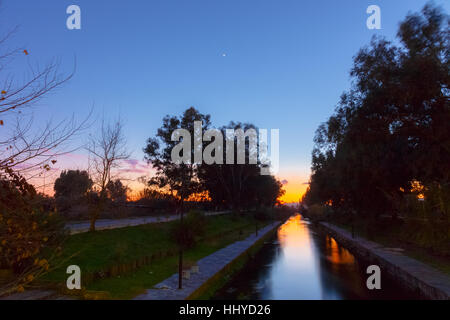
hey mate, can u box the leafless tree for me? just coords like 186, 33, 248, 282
86, 117, 130, 231
0, 23, 89, 295
0, 26, 90, 180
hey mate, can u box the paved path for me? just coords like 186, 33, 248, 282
321, 222, 450, 300
67, 211, 230, 235
134, 222, 280, 300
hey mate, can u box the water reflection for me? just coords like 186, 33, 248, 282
213, 214, 418, 300
325, 236, 355, 265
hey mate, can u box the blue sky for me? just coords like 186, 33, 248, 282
2, 0, 448, 201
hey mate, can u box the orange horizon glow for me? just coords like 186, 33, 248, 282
277, 172, 309, 204
127, 174, 308, 204
30, 153, 309, 204
279, 182, 307, 203
36, 175, 308, 204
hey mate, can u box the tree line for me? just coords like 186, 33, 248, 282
144, 107, 284, 214
303, 4, 449, 229
0, 31, 284, 295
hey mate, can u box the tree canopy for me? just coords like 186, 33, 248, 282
54, 170, 93, 200
144, 107, 211, 206
303, 4, 449, 221
145, 108, 284, 211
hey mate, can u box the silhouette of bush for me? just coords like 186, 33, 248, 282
254, 208, 273, 221
54, 170, 93, 212
169, 210, 207, 249
306, 204, 333, 222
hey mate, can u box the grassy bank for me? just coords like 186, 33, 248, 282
344, 220, 450, 275
303, 208, 450, 275
42, 213, 269, 299
190, 224, 279, 300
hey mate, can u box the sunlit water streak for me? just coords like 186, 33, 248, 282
213, 214, 419, 300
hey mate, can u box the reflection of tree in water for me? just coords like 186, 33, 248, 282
214, 215, 420, 300
315, 233, 367, 299
315, 231, 420, 300
213, 238, 278, 300
324, 236, 355, 265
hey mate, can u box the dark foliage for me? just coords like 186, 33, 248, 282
304, 4, 449, 227
54, 170, 92, 211
169, 210, 207, 249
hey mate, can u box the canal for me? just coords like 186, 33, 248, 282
213, 214, 419, 300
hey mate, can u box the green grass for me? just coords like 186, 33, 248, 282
43, 213, 268, 299
192, 225, 278, 300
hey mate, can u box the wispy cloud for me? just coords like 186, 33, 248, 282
119, 159, 153, 175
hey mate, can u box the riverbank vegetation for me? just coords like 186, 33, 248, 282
303, 4, 449, 265
0, 22, 85, 295
304, 208, 450, 275
40, 212, 273, 299
0, 22, 286, 295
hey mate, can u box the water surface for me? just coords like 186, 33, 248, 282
213, 214, 419, 300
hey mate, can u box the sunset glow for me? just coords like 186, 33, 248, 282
1, 0, 447, 303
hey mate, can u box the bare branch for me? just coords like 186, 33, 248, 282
86, 117, 130, 192
0, 26, 90, 178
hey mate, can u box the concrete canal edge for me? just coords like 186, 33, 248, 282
134, 221, 281, 300
317, 222, 450, 300
189, 222, 281, 300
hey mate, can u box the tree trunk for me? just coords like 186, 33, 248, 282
89, 217, 96, 232
89, 204, 100, 232
178, 249, 183, 289
178, 196, 185, 289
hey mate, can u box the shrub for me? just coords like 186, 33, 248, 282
254, 208, 273, 221
186, 210, 207, 236
306, 204, 331, 221
169, 210, 207, 249
0, 171, 67, 295
54, 170, 92, 212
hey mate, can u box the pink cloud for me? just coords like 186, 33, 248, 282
123, 159, 139, 167
119, 159, 153, 175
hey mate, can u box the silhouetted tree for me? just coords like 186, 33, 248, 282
53, 170, 92, 211
246, 175, 285, 209
144, 106, 211, 289
87, 117, 130, 231
106, 179, 128, 203
304, 4, 449, 225
197, 122, 262, 211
